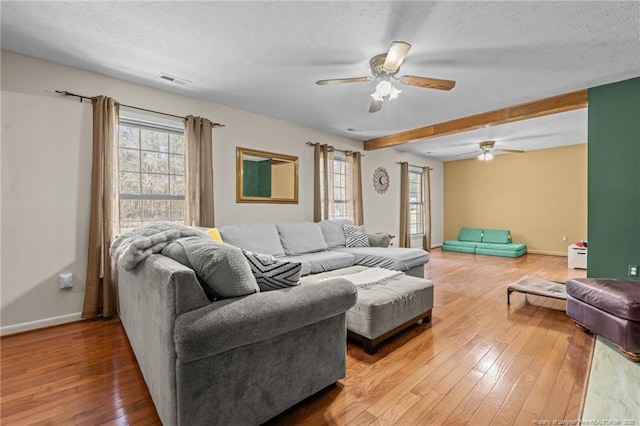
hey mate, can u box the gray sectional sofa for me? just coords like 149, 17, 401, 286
113, 220, 429, 425
218, 220, 429, 278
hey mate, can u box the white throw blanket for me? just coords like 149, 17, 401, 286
110, 222, 209, 270
331, 267, 403, 289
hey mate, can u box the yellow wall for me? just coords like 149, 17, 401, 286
271, 162, 295, 198
444, 144, 587, 256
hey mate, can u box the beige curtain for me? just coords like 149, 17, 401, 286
185, 116, 214, 227
82, 96, 119, 319
399, 162, 410, 248
313, 144, 334, 221
345, 151, 364, 225
422, 167, 432, 251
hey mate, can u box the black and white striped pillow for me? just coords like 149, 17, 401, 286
342, 224, 370, 248
242, 250, 302, 291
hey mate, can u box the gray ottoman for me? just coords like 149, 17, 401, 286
302, 266, 434, 354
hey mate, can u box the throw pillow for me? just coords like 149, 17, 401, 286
343, 224, 370, 248
206, 227, 223, 242
242, 250, 302, 291
161, 237, 259, 299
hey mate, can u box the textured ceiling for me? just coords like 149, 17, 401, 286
1, 1, 639, 160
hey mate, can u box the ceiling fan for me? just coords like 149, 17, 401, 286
315, 41, 456, 113
474, 140, 524, 161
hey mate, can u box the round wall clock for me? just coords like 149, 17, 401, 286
373, 167, 390, 194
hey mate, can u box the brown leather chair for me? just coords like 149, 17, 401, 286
566, 278, 640, 362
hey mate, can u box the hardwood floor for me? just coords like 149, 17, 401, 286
1, 250, 591, 425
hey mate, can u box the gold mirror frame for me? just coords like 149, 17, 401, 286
236, 147, 299, 204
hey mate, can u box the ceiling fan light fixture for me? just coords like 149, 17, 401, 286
478, 152, 494, 161
371, 80, 401, 102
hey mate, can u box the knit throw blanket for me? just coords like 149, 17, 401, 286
332, 267, 403, 289
110, 222, 209, 270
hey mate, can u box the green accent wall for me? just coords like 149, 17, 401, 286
243, 159, 272, 197
587, 77, 640, 281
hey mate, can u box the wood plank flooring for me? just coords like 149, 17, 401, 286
1, 249, 591, 425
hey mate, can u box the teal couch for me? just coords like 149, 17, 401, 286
442, 228, 527, 258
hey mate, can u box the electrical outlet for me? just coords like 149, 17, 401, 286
562, 236, 567, 242
630, 265, 639, 277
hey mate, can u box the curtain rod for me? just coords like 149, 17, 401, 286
305, 141, 366, 156
54, 90, 225, 128
397, 161, 434, 170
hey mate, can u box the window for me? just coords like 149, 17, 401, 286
117, 120, 185, 234
409, 167, 424, 235
331, 152, 348, 219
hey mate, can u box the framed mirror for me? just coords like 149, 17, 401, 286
236, 147, 299, 204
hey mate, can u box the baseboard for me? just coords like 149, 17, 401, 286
430, 243, 442, 249
527, 249, 567, 257
1, 312, 82, 336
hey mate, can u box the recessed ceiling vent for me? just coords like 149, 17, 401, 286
158, 73, 191, 85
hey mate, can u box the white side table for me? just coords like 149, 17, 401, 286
568, 244, 587, 269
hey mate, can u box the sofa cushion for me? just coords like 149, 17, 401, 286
218, 223, 285, 257
475, 242, 523, 251
343, 224, 370, 247
318, 219, 351, 248
476, 246, 527, 258
278, 251, 356, 275
335, 247, 429, 272
277, 222, 329, 255
441, 240, 479, 248
482, 229, 512, 244
458, 227, 483, 242
441, 244, 476, 254
161, 237, 259, 299
242, 250, 302, 291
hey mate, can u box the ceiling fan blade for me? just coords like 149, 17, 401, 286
496, 149, 525, 153
316, 77, 371, 85
382, 41, 411, 73
400, 75, 456, 91
369, 98, 383, 113
454, 150, 480, 157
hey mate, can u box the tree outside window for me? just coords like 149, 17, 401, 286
118, 122, 185, 234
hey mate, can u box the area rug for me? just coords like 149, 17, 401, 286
582, 336, 640, 422
506, 276, 566, 304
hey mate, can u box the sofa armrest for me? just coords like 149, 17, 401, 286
174, 278, 357, 363
368, 233, 391, 247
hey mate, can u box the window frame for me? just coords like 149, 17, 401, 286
331, 152, 348, 220
408, 167, 424, 237
117, 116, 186, 234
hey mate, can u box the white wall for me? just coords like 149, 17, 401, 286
361, 149, 443, 248
0, 50, 443, 332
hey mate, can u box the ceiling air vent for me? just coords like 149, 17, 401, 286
158, 73, 191, 85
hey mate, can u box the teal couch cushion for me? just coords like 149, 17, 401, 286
441, 244, 476, 254
442, 239, 478, 254
442, 240, 479, 248
457, 227, 483, 242
476, 245, 527, 258
481, 229, 512, 244
477, 242, 526, 251
444, 227, 527, 258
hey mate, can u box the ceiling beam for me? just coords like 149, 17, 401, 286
363, 89, 588, 151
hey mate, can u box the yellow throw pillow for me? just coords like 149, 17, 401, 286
206, 228, 223, 242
